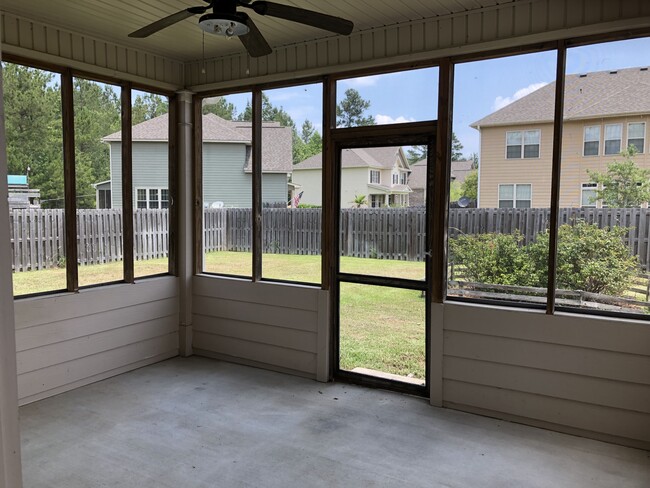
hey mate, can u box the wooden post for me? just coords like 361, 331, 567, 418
252, 89, 263, 281
193, 95, 203, 275
61, 69, 78, 292
322, 76, 336, 291
546, 42, 567, 315
168, 93, 179, 276
121, 83, 134, 283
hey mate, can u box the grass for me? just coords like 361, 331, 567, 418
12, 258, 169, 296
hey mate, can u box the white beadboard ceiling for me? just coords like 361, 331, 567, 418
1, 0, 514, 61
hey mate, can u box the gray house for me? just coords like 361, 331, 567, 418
101, 113, 293, 209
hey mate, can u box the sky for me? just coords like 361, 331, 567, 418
219, 36, 650, 160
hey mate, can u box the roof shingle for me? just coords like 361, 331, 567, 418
472, 67, 650, 127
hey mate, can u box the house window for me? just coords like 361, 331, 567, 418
581, 183, 598, 207
392, 173, 398, 184
628, 122, 645, 153
136, 188, 168, 209
400, 173, 407, 185
498, 184, 532, 208
370, 170, 381, 184
98, 189, 112, 209
583, 126, 600, 156
604, 124, 622, 155
506, 130, 540, 159
370, 194, 384, 207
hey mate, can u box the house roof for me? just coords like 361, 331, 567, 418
472, 66, 650, 128
103, 113, 292, 173
293, 146, 404, 170
408, 159, 474, 190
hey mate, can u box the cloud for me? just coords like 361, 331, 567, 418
340, 75, 381, 87
375, 114, 416, 125
492, 82, 548, 111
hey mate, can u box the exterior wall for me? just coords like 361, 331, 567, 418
261, 173, 289, 206
109, 141, 169, 209
291, 169, 322, 206
478, 123, 553, 207
441, 302, 650, 450
192, 277, 329, 381
479, 118, 650, 207
341, 167, 374, 208
14, 277, 179, 405
560, 116, 650, 207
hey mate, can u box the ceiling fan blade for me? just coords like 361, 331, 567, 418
244, 1, 353, 35
239, 14, 273, 57
129, 7, 208, 38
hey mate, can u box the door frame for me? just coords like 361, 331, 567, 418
329, 122, 437, 397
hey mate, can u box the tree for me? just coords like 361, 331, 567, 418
294, 120, 322, 164
132, 93, 168, 125
351, 194, 368, 208
336, 88, 375, 127
202, 96, 236, 120
586, 147, 650, 207
73, 79, 121, 208
461, 170, 478, 200
468, 152, 479, 169
238, 93, 294, 128
405, 133, 464, 164
2, 63, 64, 207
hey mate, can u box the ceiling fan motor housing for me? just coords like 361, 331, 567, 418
199, 12, 250, 37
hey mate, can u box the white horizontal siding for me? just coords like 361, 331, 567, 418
192, 276, 328, 380
14, 276, 179, 405
0, 12, 183, 90
186, 0, 650, 89
442, 302, 650, 450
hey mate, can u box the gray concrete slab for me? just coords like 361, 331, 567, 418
20, 357, 650, 488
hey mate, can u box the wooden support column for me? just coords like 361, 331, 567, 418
252, 89, 262, 281
121, 83, 134, 283
0, 57, 23, 488
168, 93, 179, 277
546, 42, 567, 314
322, 76, 336, 291
179, 90, 195, 357
61, 69, 78, 292
431, 59, 453, 303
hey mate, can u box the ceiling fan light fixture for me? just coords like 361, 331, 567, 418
198, 13, 249, 37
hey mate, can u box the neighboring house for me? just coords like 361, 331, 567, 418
7, 175, 40, 210
292, 147, 411, 208
473, 66, 650, 208
408, 159, 475, 206
101, 113, 292, 209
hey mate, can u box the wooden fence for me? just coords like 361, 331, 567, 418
11, 207, 650, 272
10, 209, 169, 272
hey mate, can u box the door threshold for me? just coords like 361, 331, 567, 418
351, 367, 425, 386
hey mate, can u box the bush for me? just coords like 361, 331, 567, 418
528, 221, 638, 295
448, 231, 534, 286
450, 221, 638, 295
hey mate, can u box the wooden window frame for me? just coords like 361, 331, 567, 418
4, 54, 178, 298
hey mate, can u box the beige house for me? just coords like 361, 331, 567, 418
474, 67, 650, 208
292, 147, 411, 208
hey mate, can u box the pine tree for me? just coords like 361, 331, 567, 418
336, 88, 375, 127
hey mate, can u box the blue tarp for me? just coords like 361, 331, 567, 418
8, 175, 28, 186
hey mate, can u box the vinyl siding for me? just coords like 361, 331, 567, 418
110, 142, 287, 208
479, 118, 650, 207
442, 302, 650, 450
291, 168, 322, 206
192, 276, 329, 381
14, 277, 179, 405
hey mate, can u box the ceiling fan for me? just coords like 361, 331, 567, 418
129, 0, 354, 58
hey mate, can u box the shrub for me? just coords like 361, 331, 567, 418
528, 221, 638, 295
449, 221, 638, 295
448, 231, 534, 286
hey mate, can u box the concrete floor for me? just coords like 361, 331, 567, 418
20, 357, 650, 488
